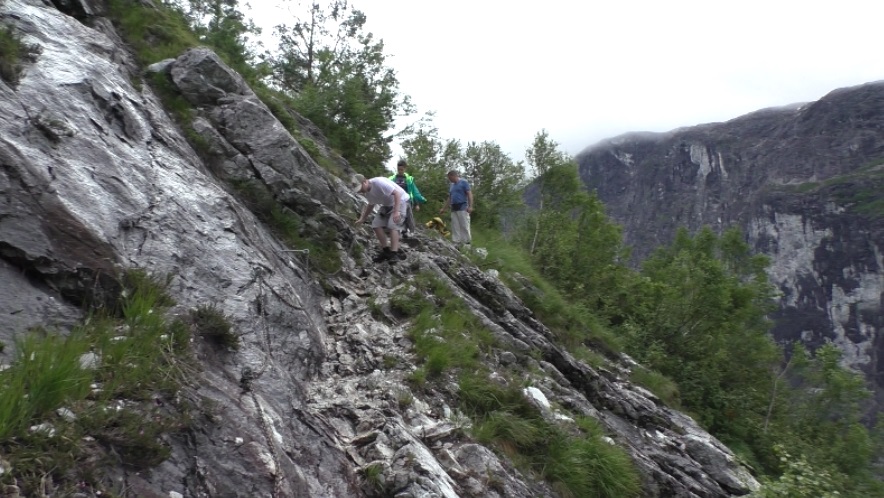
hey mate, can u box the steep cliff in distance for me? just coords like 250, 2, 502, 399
575, 81, 884, 411
0, 0, 758, 496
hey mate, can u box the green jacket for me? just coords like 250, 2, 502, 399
389, 172, 427, 204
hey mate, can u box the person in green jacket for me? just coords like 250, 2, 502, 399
389, 159, 427, 237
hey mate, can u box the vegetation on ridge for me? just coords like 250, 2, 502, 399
384, 270, 642, 497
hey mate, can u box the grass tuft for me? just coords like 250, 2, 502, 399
629, 366, 681, 408
0, 24, 40, 86
459, 372, 642, 497
190, 304, 239, 350
0, 269, 195, 495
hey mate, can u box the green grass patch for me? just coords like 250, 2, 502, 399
459, 372, 642, 497
470, 228, 624, 357
0, 270, 196, 495
389, 287, 428, 318
408, 307, 485, 379
231, 179, 342, 274
106, 0, 200, 66
0, 24, 40, 86
0, 331, 93, 440
795, 181, 820, 193
772, 168, 884, 218
629, 366, 681, 408
572, 346, 610, 369
390, 271, 496, 380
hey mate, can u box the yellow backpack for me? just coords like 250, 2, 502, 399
425, 217, 450, 237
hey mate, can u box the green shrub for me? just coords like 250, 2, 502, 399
629, 366, 681, 408
362, 462, 386, 494
751, 445, 844, 498
0, 24, 39, 86
190, 304, 238, 350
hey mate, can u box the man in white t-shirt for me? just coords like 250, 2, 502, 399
352, 174, 410, 263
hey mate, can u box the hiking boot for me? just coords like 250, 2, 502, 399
390, 250, 406, 262
372, 247, 392, 263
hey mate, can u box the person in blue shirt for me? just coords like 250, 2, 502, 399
438, 170, 473, 246
389, 159, 427, 237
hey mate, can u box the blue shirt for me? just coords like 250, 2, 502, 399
449, 179, 471, 205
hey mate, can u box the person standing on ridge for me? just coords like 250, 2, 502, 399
353, 174, 410, 262
439, 169, 473, 247
389, 159, 426, 237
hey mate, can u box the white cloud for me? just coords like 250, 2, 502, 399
249, 0, 884, 167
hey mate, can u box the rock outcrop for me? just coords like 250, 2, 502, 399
575, 81, 884, 412
1, 0, 759, 496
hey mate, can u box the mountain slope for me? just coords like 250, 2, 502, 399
576, 81, 884, 410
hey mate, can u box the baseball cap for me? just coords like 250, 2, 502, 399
352, 174, 366, 193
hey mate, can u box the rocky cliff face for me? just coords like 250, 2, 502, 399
576, 81, 884, 410
0, 0, 760, 496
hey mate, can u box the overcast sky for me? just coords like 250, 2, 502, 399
248, 0, 884, 169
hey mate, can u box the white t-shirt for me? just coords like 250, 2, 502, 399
365, 177, 409, 206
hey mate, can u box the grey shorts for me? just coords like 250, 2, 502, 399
372, 204, 407, 231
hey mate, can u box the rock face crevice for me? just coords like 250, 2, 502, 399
576, 82, 884, 411
2, 1, 759, 496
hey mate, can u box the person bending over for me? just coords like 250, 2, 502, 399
353, 174, 410, 262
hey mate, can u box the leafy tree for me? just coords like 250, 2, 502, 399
173, 0, 264, 79
782, 344, 876, 476
524, 130, 572, 254
461, 141, 525, 229
271, 0, 413, 173
400, 129, 525, 229
624, 227, 780, 440
513, 133, 630, 316
399, 127, 464, 212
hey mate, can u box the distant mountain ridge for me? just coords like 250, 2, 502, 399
576, 80, 884, 409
